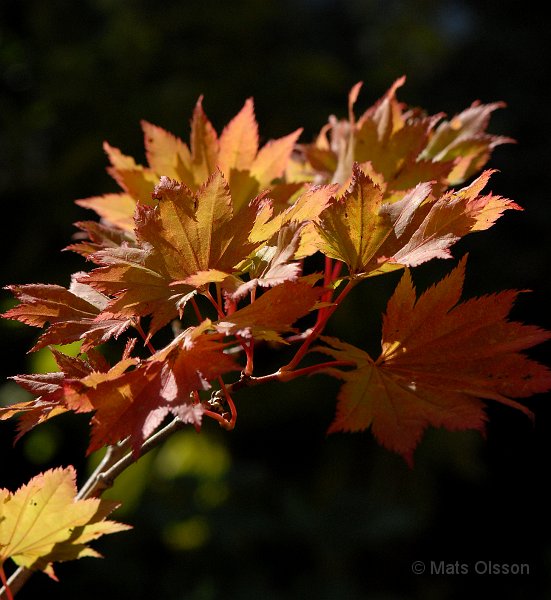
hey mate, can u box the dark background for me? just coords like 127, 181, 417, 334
1, 1, 550, 598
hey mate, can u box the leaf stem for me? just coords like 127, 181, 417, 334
190, 297, 204, 323
276, 359, 356, 381
331, 260, 343, 281
0, 564, 14, 600
203, 409, 232, 429
282, 278, 356, 371
219, 377, 237, 429
134, 320, 156, 355
223, 358, 354, 392
238, 337, 254, 375
205, 289, 225, 319
216, 283, 223, 314
323, 256, 333, 288
315, 256, 334, 325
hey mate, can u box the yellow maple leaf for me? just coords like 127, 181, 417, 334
0, 466, 130, 581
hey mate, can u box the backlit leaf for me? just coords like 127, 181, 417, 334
290, 78, 512, 196
77, 96, 302, 230
82, 171, 265, 336
215, 280, 325, 342
0, 349, 115, 441
64, 327, 239, 455
317, 257, 551, 464
313, 164, 519, 277
0, 466, 130, 578
2, 276, 131, 352
218, 98, 259, 176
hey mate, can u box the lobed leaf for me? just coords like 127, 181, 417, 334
317, 257, 551, 464
215, 280, 325, 343
0, 466, 130, 579
82, 171, 268, 336
0, 349, 113, 441
2, 277, 131, 352
313, 164, 520, 277
290, 77, 512, 195
77, 95, 302, 231
63, 327, 239, 455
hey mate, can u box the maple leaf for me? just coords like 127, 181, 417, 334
77, 96, 302, 229
65, 220, 137, 258
77, 243, 194, 339
248, 183, 338, 244
141, 119, 194, 184
75, 142, 159, 231
218, 98, 259, 176
0, 466, 130, 579
196, 97, 302, 211
245, 183, 338, 265
76, 192, 140, 232
0, 348, 111, 441
420, 101, 514, 184
189, 95, 219, 187
289, 77, 511, 197
63, 326, 239, 455
2, 327, 237, 456
103, 142, 160, 203
215, 279, 325, 343
226, 223, 304, 301
81, 170, 267, 336
315, 257, 551, 464
2, 275, 132, 352
148, 172, 260, 278
313, 164, 520, 277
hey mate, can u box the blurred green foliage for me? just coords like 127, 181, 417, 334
1, 0, 550, 598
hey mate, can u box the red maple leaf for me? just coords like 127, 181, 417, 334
2, 276, 131, 351
0, 348, 110, 441
63, 326, 239, 455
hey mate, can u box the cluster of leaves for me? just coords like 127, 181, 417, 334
2, 78, 550, 593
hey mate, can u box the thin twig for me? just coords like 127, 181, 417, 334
0, 418, 187, 598
77, 440, 130, 500
282, 278, 356, 371
0, 567, 29, 600
79, 417, 187, 500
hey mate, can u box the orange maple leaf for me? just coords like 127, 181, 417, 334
80, 170, 267, 336
289, 77, 512, 196
312, 164, 520, 277
0, 349, 115, 442
77, 96, 302, 229
316, 256, 551, 464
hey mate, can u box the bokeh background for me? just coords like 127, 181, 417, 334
1, 1, 550, 598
